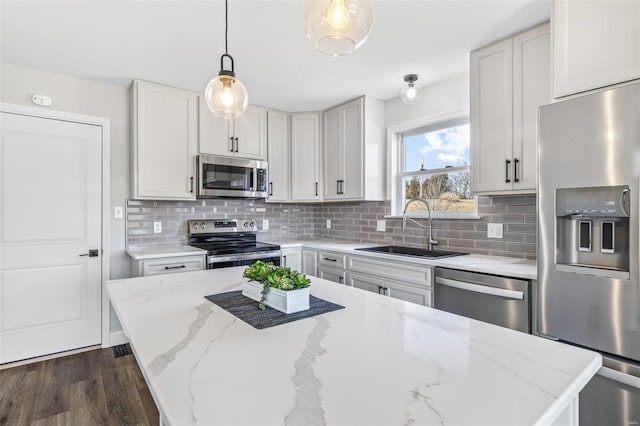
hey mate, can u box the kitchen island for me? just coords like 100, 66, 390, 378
107, 267, 600, 426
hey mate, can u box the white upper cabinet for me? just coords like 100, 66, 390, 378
132, 80, 198, 200
553, 0, 640, 98
199, 99, 267, 160
290, 113, 322, 202
322, 96, 385, 201
266, 110, 289, 202
471, 23, 550, 195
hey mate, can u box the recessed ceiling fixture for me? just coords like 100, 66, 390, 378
204, 0, 248, 119
401, 74, 422, 104
303, 0, 374, 57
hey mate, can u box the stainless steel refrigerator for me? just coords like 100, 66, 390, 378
538, 82, 640, 424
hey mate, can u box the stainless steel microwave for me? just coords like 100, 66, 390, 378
196, 155, 268, 198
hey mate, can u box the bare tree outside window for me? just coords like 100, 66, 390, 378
402, 120, 475, 215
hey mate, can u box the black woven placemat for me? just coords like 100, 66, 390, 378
205, 291, 345, 329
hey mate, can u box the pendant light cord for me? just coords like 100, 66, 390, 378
225, 0, 229, 55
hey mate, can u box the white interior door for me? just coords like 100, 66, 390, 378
0, 112, 102, 364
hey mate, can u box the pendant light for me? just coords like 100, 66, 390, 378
303, 0, 374, 57
401, 74, 422, 104
204, 0, 248, 119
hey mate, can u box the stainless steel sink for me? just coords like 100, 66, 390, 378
355, 246, 468, 259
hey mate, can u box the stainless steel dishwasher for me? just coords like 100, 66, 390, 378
434, 267, 531, 333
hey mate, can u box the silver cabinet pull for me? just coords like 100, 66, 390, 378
229, 136, 234, 152
234, 137, 239, 152
323, 257, 337, 262
436, 277, 524, 300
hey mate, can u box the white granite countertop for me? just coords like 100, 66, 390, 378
107, 267, 599, 426
127, 246, 207, 260
273, 240, 537, 280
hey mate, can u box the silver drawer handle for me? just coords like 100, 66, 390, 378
436, 277, 524, 300
164, 265, 186, 270
323, 257, 337, 262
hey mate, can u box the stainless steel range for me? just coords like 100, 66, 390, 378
188, 219, 281, 269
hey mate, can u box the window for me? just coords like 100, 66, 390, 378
398, 117, 477, 217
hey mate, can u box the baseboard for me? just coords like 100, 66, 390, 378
107, 331, 129, 347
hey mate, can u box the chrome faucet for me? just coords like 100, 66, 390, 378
402, 198, 438, 250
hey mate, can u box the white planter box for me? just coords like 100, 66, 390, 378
241, 280, 310, 314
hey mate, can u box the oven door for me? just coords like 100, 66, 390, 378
197, 155, 268, 198
207, 251, 282, 270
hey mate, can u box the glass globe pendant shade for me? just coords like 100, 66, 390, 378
304, 0, 374, 57
204, 71, 248, 119
401, 74, 422, 104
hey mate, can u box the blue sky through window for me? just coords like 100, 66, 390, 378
404, 123, 470, 172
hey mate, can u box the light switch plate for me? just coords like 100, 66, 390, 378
153, 221, 162, 234
326, 219, 331, 229
114, 206, 123, 219
487, 223, 503, 239
262, 219, 269, 230
256, 207, 266, 213
377, 220, 386, 232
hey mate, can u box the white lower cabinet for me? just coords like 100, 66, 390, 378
131, 254, 206, 277
302, 249, 317, 277
281, 247, 302, 271
348, 255, 433, 307
318, 265, 347, 285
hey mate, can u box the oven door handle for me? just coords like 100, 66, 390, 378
435, 277, 524, 300
208, 251, 282, 264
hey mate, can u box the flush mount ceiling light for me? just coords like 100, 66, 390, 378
401, 74, 422, 104
204, 0, 248, 119
303, 0, 374, 57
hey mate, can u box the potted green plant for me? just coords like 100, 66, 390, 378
241, 261, 312, 314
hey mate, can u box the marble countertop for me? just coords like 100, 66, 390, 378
107, 267, 599, 426
127, 246, 207, 260
272, 240, 537, 279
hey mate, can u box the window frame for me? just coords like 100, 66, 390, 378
390, 112, 478, 219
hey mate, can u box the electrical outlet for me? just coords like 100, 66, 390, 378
201, 201, 206, 207
256, 207, 266, 212
487, 223, 503, 239
326, 219, 331, 229
376, 220, 386, 232
262, 219, 269, 230
114, 206, 123, 219
153, 221, 162, 234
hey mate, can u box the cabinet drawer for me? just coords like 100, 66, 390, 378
317, 265, 346, 284
348, 255, 432, 287
318, 251, 346, 269
141, 255, 205, 276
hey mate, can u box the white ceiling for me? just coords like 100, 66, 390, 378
0, 0, 549, 111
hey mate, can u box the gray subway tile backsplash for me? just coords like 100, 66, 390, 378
126, 195, 537, 259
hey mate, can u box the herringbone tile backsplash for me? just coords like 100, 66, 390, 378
127, 195, 537, 260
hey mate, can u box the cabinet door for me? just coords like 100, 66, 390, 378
323, 107, 342, 200
281, 248, 302, 271
553, 0, 640, 98
133, 81, 197, 200
199, 97, 234, 156
233, 105, 267, 160
470, 39, 514, 194
267, 111, 289, 201
302, 249, 317, 277
341, 98, 364, 199
385, 279, 432, 307
291, 113, 321, 201
513, 24, 550, 191
349, 271, 384, 295
317, 265, 346, 284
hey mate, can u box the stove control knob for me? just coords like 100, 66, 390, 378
200, 222, 206, 230
192, 223, 199, 230
244, 221, 250, 228
249, 221, 256, 227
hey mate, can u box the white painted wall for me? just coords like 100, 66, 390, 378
385, 74, 469, 128
0, 62, 129, 333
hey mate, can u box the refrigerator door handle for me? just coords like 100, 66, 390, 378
435, 277, 524, 300
599, 366, 640, 389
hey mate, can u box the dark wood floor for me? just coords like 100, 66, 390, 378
0, 348, 159, 426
